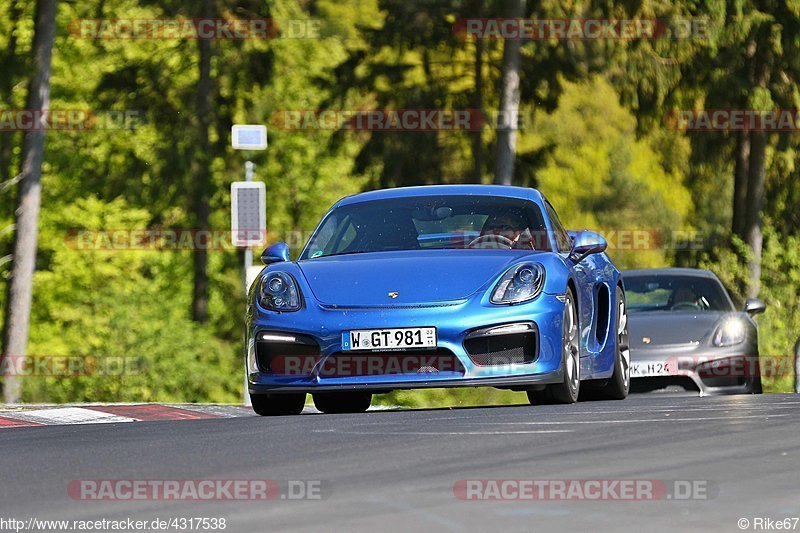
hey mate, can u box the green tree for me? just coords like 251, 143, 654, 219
25, 196, 240, 402
531, 77, 692, 268
2, 0, 57, 403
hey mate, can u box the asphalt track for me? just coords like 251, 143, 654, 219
1, 393, 799, 533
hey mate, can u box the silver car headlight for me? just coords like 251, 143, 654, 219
491, 263, 546, 305
258, 271, 301, 312
712, 318, 746, 347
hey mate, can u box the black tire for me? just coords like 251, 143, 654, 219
528, 289, 580, 405
747, 356, 763, 394
748, 374, 763, 394
594, 286, 630, 400
250, 393, 306, 416
313, 392, 372, 414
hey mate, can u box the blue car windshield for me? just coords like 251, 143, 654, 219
623, 275, 734, 312
300, 195, 551, 259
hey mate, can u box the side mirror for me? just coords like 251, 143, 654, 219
569, 230, 607, 262
744, 297, 766, 316
261, 242, 290, 265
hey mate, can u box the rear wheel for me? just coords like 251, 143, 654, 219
313, 392, 372, 414
528, 289, 580, 405
594, 286, 630, 400
250, 393, 306, 416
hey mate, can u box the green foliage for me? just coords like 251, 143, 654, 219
3, 0, 373, 402
1, 0, 798, 404
699, 225, 800, 392
257, 0, 370, 238
758, 224, 800, 366
529, 77, 693, 269
23, 196, 241, 403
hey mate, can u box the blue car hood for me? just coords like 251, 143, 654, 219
297, 250, 536, 306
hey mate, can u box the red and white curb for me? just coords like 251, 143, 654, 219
0, 404, 255, 429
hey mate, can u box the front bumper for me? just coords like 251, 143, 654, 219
246, 294, 565, 394
630, 343, 761, 395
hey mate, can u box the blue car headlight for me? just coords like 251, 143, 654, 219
258, 271, 301, 312
712, 318, 746, 347
491, 263, 546, 305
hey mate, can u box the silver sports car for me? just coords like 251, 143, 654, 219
622, 268, 765, 395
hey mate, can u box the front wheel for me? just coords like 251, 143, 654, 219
528, 289, 580, 405
250, 393, 306, 416
746, 359, 763, 394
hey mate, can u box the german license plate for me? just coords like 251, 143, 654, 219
630, 360, 677, 378
342, 327, 437, 351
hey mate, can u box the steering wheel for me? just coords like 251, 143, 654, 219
467, 234, 515, 249
671, 302, 701, 311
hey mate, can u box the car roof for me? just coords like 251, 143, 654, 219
622, 267, 719, 279
335, 185, 544, 207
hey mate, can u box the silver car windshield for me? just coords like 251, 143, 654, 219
624, 275, 734, 313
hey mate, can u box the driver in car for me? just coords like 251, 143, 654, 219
670, 286, 702, 309
475, 212, 535, 249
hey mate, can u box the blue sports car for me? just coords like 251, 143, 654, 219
245, 185, 630, 415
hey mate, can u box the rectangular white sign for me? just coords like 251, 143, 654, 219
231, 182, 266, 247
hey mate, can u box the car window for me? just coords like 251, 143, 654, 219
301, 195, 551, 258
623, 274, 735, 312
544, 201, 572, 253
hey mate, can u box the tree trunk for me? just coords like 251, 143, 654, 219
493, 0, 526, 185
191, 0, 214, 323
469, 0, 484, 184
1, 0, 57, 404
732, 130, 750, 239
471, 36, 484, 184
744, 128, 766, 298
742, 47, 770, 298
0, 0, 23, 186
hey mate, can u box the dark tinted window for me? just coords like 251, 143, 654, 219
301, 195, 550, 259
623, 274, 734, 312
544, 201, 572, 253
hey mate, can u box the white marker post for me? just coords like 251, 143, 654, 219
231, 125, 268, 406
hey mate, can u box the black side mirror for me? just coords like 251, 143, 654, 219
261, 242, 290, 265
744, 298, 766, 316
